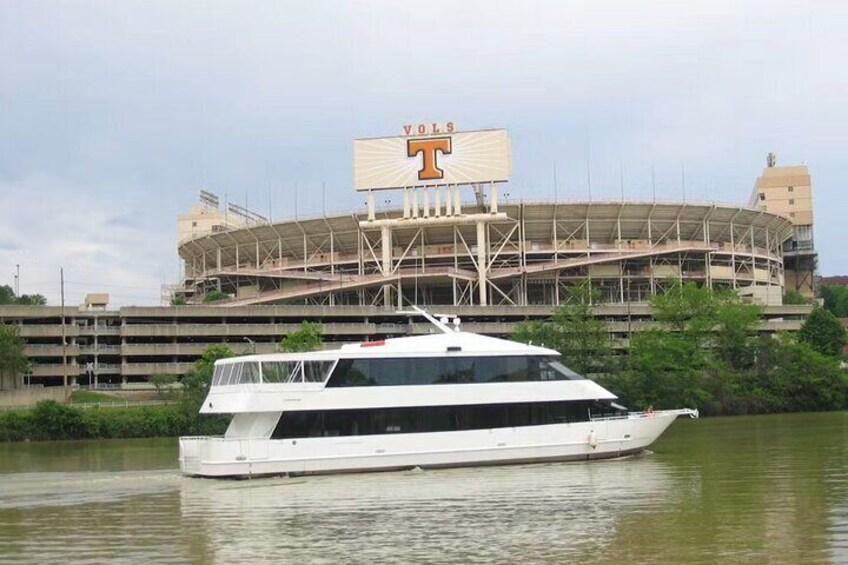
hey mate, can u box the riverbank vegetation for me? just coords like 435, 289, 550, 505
0, 344, 235, 442
513, 282, 848, 416
1, 323, 328, 442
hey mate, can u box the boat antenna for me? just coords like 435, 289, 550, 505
396, 305, 457, 334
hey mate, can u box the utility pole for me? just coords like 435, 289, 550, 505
61, 268, 68, 399
14, 264, 19, 296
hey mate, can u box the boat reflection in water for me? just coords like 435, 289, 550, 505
178, 454, 684, 563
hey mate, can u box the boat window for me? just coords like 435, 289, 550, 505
271, 400, 595, 439
261, 361, 300, 383
241, 362, 259, 384
216, 363, 233, 386
326, 356, 584, 387
226, 363, 242, 385
541, 360, 584, 381
212, 365, 225, 386
303, 361, 334, 383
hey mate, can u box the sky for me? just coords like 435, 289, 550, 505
1, 1, 846, 305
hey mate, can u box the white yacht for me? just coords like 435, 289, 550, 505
179, 312, 697, 478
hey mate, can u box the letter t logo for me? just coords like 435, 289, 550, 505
407, 137, 452, 181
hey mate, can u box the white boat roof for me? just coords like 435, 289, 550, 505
216, 331, 559, 364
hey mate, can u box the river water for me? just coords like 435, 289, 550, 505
0, 412, 845, 564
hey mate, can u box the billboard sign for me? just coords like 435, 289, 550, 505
354, 128, 511, 191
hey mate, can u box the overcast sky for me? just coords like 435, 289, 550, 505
1, 1, 846, 305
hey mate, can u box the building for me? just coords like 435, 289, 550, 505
749, 153, 817, 297
175, 199, 794, 309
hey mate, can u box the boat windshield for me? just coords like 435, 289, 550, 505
212, 360, 336, 386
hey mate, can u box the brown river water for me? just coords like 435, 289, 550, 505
0, 412, 846, 564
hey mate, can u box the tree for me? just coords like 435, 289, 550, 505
203, 290, 228, 303
0, 284, 47, 306
170, 295, 187, 306
279, 321, 324, 352
821, 285, 848, 317
650, 280, 717, 339
178, 344, 236, 433
782, 289, 809, 305
799, 308, 847, 358
0, 286, 13, 304
609, 329, 712, 410
712, 291, 763, 371
751, 335, 848, 413
511, 283, 613, 375
149, 373, 177, 400
0, 324, 30, 390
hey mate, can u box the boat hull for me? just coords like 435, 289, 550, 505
179, 409, 695, 478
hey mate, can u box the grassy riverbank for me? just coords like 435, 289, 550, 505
0, 400, 229, 442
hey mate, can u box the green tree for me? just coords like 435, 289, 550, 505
712, 291, 763, 372
750, 335, 848, 412
178, 344, 236, 434
15, 294, 47, 305
799, 307, 847, 358
650, 280, 717, 339
609, 329, 712, 410
609, 282, 759, 412
782, 289, 809, 305
203, 290, 228, 303
149, 373, 177, 400
170, 295, 187, 306
279, 321, 324, 353
0, 284, 47, 306
0, 324, 30, 390
512, 284, 613, 375
0, 285, 14, 304
821, 285, 848, 317
181, 344, 236, 407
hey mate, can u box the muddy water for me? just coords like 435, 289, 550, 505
0, 412, 845, 564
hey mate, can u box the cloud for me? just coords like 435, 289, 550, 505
0, 173, 173, 305
1, 0, 846, 298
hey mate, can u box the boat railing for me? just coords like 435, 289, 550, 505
590, 408, 699, 422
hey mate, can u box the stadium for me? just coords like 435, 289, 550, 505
175, 128, 815, 309
175, 198, 795, 308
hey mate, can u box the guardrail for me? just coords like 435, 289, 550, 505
71, 400, 170, 409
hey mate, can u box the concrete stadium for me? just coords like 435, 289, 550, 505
176, 199, 794, 309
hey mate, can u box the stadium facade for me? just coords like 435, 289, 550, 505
175, 197, 796, 309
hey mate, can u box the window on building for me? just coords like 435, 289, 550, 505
789, 199, 795, 205
759, 193, 766, 201
790, 212, 796, 218
788, 186, 794, 192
